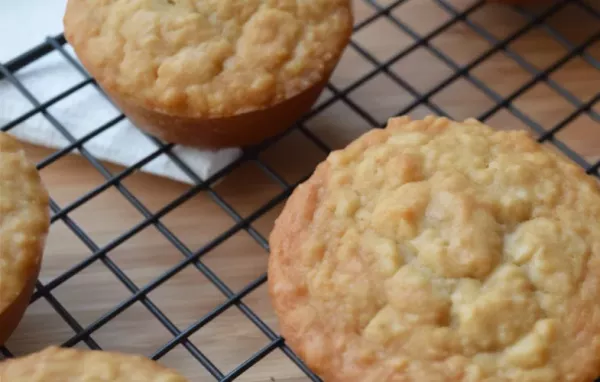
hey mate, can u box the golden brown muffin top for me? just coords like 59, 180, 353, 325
63, 0, 352, 118
0, 346, 188, 381
268, 116, 600, 382
0, 133, 49, 313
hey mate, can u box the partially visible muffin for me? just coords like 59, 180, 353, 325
63, 0, 353, 148
0, 346, 189, 381
269, 116, 600, 381
0, 133, 50, 345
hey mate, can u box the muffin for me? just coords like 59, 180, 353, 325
63, 0, 353, 149
0, 346, 188, 381
0, 133, 50, 345
268, 116, 600, 381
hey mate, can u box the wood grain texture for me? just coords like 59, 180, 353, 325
3, 0, 600, 381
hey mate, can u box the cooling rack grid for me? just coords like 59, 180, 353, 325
0, 0, 599, 380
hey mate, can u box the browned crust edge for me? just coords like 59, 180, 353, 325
267, 116, 600, 382
0, 259, 42, 345
268, 129, 391, 381
268, 161, 332, 378
0, 134, 50, 346
0, 345, 189, 380
63, 1, 353, 149
101, 76, 331, 149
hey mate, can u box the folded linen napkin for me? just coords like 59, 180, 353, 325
0, 0, 241, 184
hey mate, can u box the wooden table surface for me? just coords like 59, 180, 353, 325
4, 1, 600, 381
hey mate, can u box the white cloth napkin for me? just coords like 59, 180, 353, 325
0, 0, 241, 184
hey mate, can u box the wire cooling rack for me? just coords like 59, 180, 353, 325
1, 0, 599, 380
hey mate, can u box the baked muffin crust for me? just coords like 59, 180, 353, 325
63, 0, 352, 118
268, 116, 600, 382
0, 133, 49, 320
0, 346, 188, 381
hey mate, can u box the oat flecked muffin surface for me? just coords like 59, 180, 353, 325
268, 116, 600, 382
0, 133, 50, 345
0, 346, 189, 381
63, 0, 353, 148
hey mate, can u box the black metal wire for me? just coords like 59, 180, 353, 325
0, 1, 598, 381
0, 78, 95, 132
0, 62, 231, 378
434, 0, 600, 124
